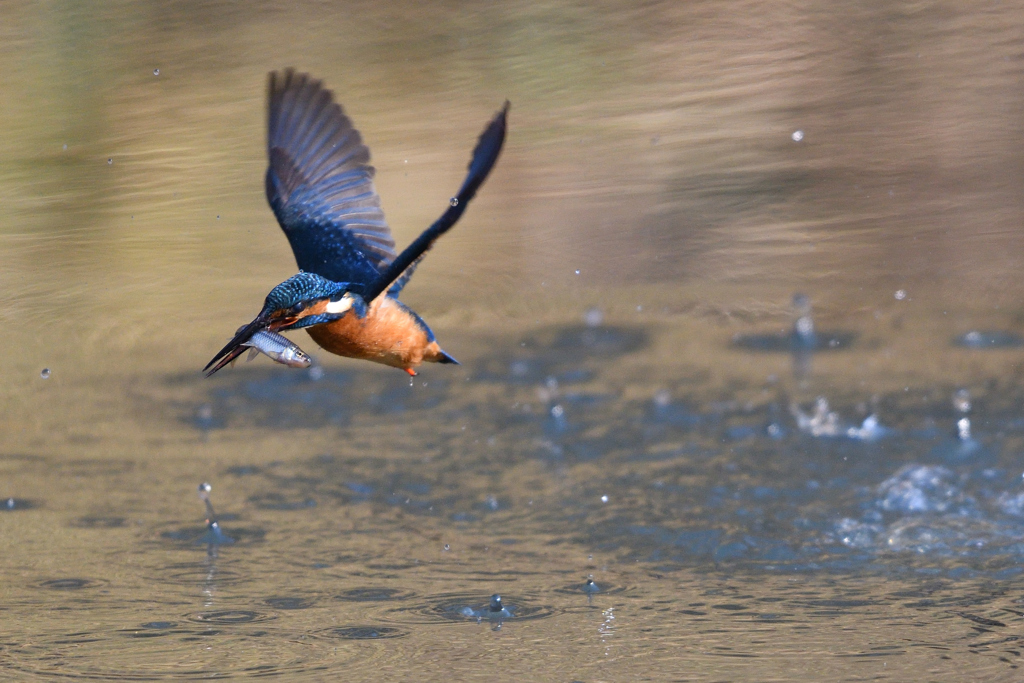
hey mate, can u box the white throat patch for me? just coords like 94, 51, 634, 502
324, 295, 354, 315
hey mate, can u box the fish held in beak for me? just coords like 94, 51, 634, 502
243, 330, 312, 368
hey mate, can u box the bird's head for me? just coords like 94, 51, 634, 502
204, 272, 360, 377
261, 272, 353, 325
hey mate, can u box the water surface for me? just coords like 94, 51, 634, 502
3, 1, 1024, 679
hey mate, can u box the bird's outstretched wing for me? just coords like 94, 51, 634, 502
361, 101, 510, 304
265, 69, 396, 286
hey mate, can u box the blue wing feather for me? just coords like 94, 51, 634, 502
266, 69, 397, 286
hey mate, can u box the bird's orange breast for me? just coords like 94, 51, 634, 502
305, 296, 444, 370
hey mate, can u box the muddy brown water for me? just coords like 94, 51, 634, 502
3, 1, 1024, 679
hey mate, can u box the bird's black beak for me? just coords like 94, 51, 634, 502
203, 310, 272, 378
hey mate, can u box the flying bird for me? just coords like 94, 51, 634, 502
204, 69, 509, 377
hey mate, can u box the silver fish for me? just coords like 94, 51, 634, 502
241, 329, 312, 368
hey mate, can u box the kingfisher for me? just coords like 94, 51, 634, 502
204, 69, 509, 378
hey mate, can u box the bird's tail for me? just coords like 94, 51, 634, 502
437, 350, 460, 365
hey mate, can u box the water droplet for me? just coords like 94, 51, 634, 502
449, 197, 458, 207
584, 307, 604, 327
6, 498, 15, 509
443, 544, 450, 551
952, 389, 971, 414
40, 368, 50, 379
792, 130, 804, 142
795, 315, 814, 339
894, 289, 907, 300
957, 417, 972, 441
216, 215, 220, 219
61, 143, 67, 151
575, 269, 581, 275
107, 158, 113, 165
308, 365, 325, 381
600, 494, 609, 503
153, 68, 160, 76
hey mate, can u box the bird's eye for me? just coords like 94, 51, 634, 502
292, 302, 306, 313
